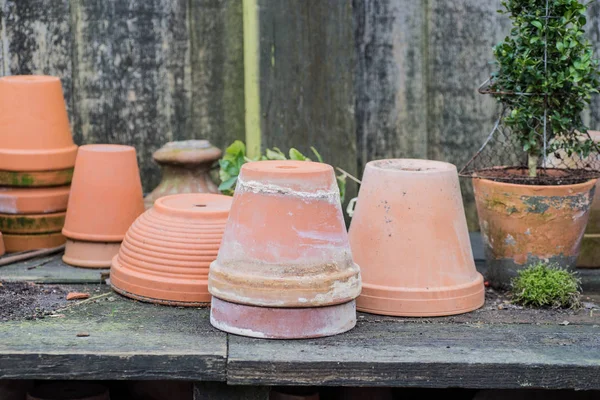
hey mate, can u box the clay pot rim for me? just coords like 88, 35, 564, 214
1, 75, 59, 84
78, 143, 135, 153
0, 185, 70, 198
152, 140, 222, 164
0, 146, 78, 171
242, 160, 333, 175
153, 193, 232, 219
360, 273, 484, 298
367, 158, 456, 174
473, 175, 597, 191
62, 227, 125, 242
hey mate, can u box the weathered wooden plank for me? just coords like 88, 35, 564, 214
427, 0, 510, 230
190, 0, 245, 150
228, 316, 600, 389
353, 0, 428, 172
71, 0, 192, 191
0, 0, 73, 119
0, 287, 226, 381
194, 382, 269, 400
257, 0, 358, 210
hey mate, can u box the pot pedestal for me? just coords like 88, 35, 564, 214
63, 239, 120, 268
210, 297, 356, 339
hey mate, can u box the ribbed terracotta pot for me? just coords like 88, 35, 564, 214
2, 233, 66, 252
62, 144, 145, 268
348, 159, 484, 317
111, 193, 232, 305
474, 176, 596, 288
209, 160, 361, 339
144, 140, 222, 209
0, 186, 70, 214
27, 382, 109, 400
0, 75, 78, 172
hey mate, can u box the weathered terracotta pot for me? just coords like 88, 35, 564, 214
0, 186, 70, 214
0, 212, 65, 234
27, 382, 109, 400
3, 232, 66, 252
0, 232, 5, 256
0, 75, 78, 172
0, 168, 74, 187
144, 140, 222, 209
209, 160, 361, 338
111, 193, 232, 305
349, 159, 484, 317
578, 131, 600, 268
473, 176, 596, 288
62, 144, 145, 268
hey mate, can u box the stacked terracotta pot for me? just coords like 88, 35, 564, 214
208, 160, 361, 339
0, 75, 78, 252
111, 193, 232, 305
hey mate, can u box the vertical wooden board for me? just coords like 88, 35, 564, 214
585, 2, 600, 130
190, 0, 245, 151
71, 0, 191, 191
1, 0, 73, 120
257, 0, 358, 211
353, 0, 428, 173
427, 0, 510, 230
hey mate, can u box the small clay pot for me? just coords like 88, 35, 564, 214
3, 232, 66, 252
209, 160, 361, 338
27, 382, 109, 400
144, 140, 222, 209
0, 168, 74, 187
111, 193, 232, 305
349, 159, 484, 317
62, 144, 144, 268
0, 76, 78, 172
0, 232, 5, 256
474, 175, 596, 288
0, 212, 65, 234
0, 186, 70, 214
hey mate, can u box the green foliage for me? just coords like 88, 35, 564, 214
491, 0, 600, 176
511, 262, 581, 308
218, 141, 346, 202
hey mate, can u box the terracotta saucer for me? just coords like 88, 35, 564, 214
0, 186, 70, 214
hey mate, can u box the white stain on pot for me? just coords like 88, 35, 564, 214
237, 176, 339, 204
505, 234, 516, 246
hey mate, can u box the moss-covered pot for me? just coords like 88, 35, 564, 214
473, 177, 596, 288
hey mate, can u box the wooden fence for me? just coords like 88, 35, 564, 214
1, 0, 600, 229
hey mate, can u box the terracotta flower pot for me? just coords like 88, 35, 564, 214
209, 160, 361, 338
349, 159, 484, 317
0, 169, 74, 187
27, 382, 109, 400
62, 144, 145, 268
0, 212, 65, 234
0, 75, 78, 172
0, 186, 70, 214
144, 140, 222, 209
111, 193, 232, 305
3, 232, 66, 252
474, 175, 596, 288
0, 232, 5, 256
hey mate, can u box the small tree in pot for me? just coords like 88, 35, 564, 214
461, 0, 600, 288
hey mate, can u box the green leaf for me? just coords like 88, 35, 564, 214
310, 147, 324, 163
289, 148, 308, 161
336, 174, 346, 203
218, 176, 238, 193
531, 20, 543, 30
265, 148, 287, 160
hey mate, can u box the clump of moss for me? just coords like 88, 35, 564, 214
511, 262, 581, 309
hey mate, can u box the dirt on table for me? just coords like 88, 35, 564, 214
0, 281, 69, 321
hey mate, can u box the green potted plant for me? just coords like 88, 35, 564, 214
462, 0, 600, 288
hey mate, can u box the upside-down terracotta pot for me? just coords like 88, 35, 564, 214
2, 232, 66, 252
0, 75, 78, 173
474, 174, 596, 288
111, 193, 232, 305
62, 145, 144, 268
209, 160, 361, 339
0, 186, 70, 214
349, 159, 484, 316
27, 382, 109, 400
144, 140, 222, 209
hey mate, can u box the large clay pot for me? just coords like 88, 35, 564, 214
111, 193, 232, 305
209, 160, 361, 339
474, 176, 596, 288
144, 140, 222, 209
349, 159, 484, 317
62, 145, 145, 268
0, 186, 70, 214
0, 75, 78, 172
27, 382, 109, 400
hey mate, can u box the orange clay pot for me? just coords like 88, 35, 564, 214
0, 212, 65, 234
62, 144, 145, 268
0, 186, 70, 214
0, 76, 78, 172
474, 176, 596, 288
578, 131, 600, 268
144, 140, 222, 209
0, 168, 74, 187
27, 382, 109, 400
209, 160, 361, 339
2, 232, 66, 252
111, 193, 232, 306
0, 232, 5, 256
348, 159, 484, 317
